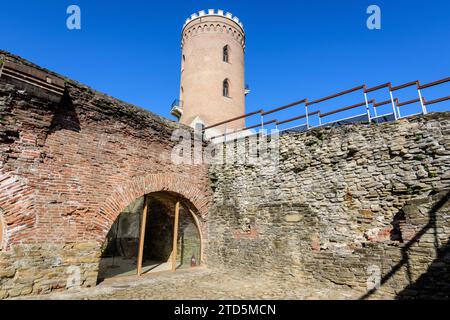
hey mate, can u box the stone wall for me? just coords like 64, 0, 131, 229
207, 113, 450, 298
0, 51, 211, 298
0, 243, 99, 298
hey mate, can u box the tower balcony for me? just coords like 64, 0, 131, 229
170, 99, 183, 119
245, 84, 251, 95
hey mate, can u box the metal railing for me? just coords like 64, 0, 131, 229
245, 83, 251, 95
205, 77, 450, 141
170, 99, 184, 119
171, 99, 183, 109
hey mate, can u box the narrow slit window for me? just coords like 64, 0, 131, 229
223, 79, 230, 97
223, 46, 229, 63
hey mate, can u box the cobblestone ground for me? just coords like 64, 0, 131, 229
14, 267, 393, 300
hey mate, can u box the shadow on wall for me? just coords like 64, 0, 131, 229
396, 237, 450, 299
49, 89, 81, 134
360, 190, 450, 300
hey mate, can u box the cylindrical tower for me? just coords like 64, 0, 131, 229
173, 9, 246, 135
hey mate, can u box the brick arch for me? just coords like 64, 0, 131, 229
0, 171, 37, 249
96, 173, 210, 241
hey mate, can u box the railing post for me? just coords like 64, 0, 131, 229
305, 104, 310, 129
396, 98, 401, 118
363, 89, 371, 123
224, 123, 227, 144
260, 112, 264, 137
417, 87, 427, 115
230, 127, 236, 141
389, 90, 398, 120
318, 111, 322, 126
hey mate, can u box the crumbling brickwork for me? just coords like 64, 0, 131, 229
207, 113, 450, 299
0, 51, 211, 298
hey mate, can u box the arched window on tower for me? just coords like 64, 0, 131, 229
223, 79, 230, 97
223, 45, 229, 63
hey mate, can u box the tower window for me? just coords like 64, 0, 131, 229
223, 45, 229, 63
223, 79, 230, 97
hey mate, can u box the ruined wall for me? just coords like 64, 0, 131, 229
207, 113, 450, 299
0, 51, 211, 298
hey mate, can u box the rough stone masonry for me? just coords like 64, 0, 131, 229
206, 112, 450, 299
0, 51, 449, 299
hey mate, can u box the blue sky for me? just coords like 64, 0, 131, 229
1, 1, 449, 129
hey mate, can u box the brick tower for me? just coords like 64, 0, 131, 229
171, 9, 248, 137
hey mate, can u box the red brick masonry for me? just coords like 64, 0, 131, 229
0, 52, 211, 298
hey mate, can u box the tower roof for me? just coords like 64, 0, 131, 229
183, 9, 244, 32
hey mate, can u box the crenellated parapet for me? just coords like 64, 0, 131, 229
183, 9, 244, 30
181, 9, 245, 49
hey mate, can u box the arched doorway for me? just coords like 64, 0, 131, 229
97, 191, 202, 282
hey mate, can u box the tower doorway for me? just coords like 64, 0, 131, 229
97, 192, 202, 282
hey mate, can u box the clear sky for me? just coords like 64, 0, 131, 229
1, 0, 449, 129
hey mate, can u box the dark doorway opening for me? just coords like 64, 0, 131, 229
97, 192, 202, 283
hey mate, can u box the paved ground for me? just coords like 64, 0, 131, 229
15, 268, 391, 300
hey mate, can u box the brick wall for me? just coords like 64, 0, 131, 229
0, 51, 211, 298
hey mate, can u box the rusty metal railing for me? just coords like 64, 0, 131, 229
205, 77, 450, 141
